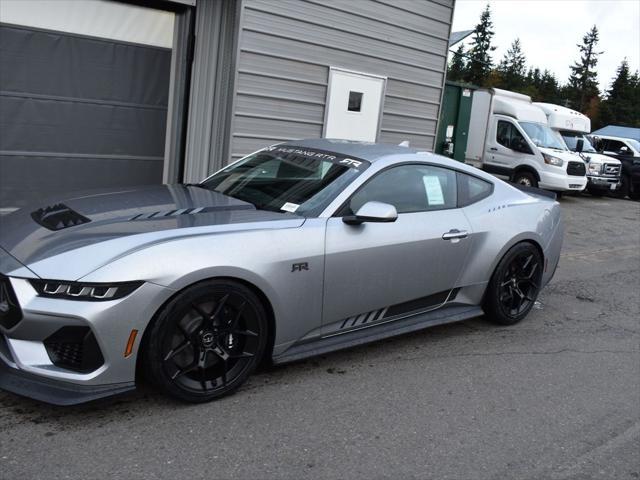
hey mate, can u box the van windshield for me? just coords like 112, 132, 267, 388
519, 122, 567, 150
559, 131, 597, 153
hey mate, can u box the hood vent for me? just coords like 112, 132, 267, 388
129, 204, 254, 221
31, 204, 90, 231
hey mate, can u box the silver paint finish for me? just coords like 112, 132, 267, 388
0, 139, 563, 396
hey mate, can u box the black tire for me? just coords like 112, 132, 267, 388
587, 187, 606, 197
629, 179, 640, 200
616, 174, 630, 199
144, 279, 268, 403
513, 171, 538, 188
484, 242, 543, 326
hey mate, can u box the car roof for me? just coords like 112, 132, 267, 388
278, 138, 421, 162
276, 138, 498, 181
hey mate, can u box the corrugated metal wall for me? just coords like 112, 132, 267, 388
229, 0, 454, 160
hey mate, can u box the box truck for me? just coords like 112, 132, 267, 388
466, 89, 587, 194
535, 103, 621, 196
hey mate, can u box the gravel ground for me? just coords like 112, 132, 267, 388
1, 194, 638, 480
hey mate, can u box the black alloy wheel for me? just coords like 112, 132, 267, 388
484, 243, 543, 325
144, 280, 267, 402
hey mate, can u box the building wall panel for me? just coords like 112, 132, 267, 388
229, 0, 454, 160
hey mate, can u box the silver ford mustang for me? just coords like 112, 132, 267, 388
0, 139, 563, 405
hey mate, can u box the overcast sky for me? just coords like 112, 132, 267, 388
451, 0, 640, 92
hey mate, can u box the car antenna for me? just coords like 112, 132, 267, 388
398, 140, 410, 147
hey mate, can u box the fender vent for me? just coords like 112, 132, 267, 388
31, 203, 90, 231
129, 204, 254, 221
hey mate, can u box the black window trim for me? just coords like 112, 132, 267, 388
332, 161, 495, 217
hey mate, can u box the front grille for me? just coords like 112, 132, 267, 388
44, 326, 104, 373
567, 161, 586, 176
603, 163, 621, 176
0, 276, 22, 330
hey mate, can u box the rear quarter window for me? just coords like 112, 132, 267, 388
457, 173, 493, 207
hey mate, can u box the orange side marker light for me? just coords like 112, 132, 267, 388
124, 329, 138, 358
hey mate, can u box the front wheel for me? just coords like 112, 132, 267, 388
512, 171, 538, 188
144, 280, 268, 403
484, 243, 543, 325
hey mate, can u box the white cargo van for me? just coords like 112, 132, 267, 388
535, 103, 621, 196
466, 89, 587, 193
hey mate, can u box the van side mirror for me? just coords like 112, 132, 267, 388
343, 201, 398, 225
576, 139, 584, 153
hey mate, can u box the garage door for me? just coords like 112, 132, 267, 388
0, 0, 174, 210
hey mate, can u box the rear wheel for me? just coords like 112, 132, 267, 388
484, 243, 543, 325
144, 280, 267, 402
513, 171, 538, 188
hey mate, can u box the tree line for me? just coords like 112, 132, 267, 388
447, 4, 640, 130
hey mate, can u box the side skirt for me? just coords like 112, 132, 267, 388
272, 305, 484, 365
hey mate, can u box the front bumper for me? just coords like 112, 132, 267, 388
587, 175, 620, 191
539, 171, 587, 192
0, 353, 134, 405
0, 277, 174, 404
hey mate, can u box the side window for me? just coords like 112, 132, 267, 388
457, 173, 493, 207
603, 139, 625, 153
344, 165, 457, 215
496, 120, 531, 153
496, 120, 512, 148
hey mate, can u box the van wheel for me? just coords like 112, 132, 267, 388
513, 171, 538, 188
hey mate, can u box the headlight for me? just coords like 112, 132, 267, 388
588, 163, 602, 175
30, 280, 143, 301
542, 153, 563, 167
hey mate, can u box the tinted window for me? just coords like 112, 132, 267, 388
344, 165, 457, 215
497, 120, 531, 153
603, 139, 629, 154
457, 173, 493, 206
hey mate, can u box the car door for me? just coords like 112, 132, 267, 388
485, 118, 533, 177
321, 164, 472, 334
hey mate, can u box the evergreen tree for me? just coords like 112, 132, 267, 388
497, 38, 527, 90
566, 25, 603, 112
447, 44, 467, 82
538, 70, 562, 104
464, 4, 497, 86
599, 60, 640, 127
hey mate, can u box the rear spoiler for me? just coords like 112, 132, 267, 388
509, 183, 557, 201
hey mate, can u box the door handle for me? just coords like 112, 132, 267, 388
490, 147, 498, 151
442, 229, 468, 241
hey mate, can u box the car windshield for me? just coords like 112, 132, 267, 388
519, 122, 567, 150
559, 131, 597, 153
200, 146, 369, 216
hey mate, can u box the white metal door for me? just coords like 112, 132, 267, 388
323, 68, 386, 142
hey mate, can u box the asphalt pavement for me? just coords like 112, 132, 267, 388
1, 194, 639, 480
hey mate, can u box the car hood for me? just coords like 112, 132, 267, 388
538, 147, 584, 164
0, 184, 304, 279
577, 152, 621, 165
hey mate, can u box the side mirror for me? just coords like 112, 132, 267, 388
576, 139, 584, 153
343, 201, 398, 225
